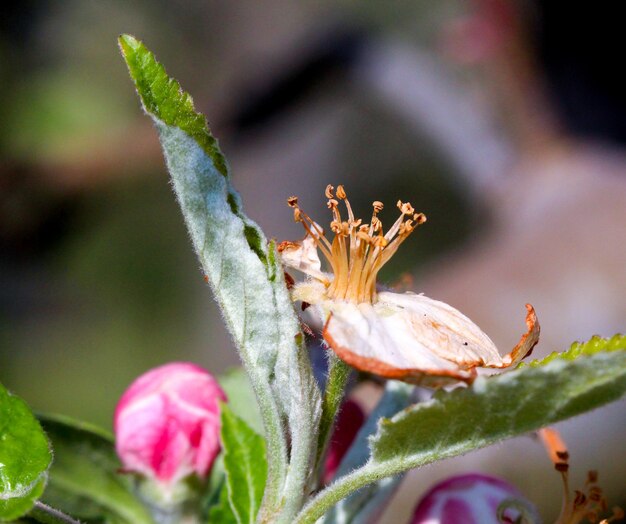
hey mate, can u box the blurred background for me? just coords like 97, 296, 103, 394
1, 1, 624, 521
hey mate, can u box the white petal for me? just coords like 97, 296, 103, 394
279, 237, 327, 282
322, 291, 539, 386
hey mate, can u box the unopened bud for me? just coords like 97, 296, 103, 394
114, 362, 226, 488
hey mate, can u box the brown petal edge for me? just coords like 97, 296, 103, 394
322, 316, 477, 387
486, 304, 540, 368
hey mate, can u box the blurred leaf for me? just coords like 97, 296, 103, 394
219, 368, 263, 436
220, 404, 267, 524
0, 383, 51, 521
294, 336, 626, 523
119, 34, 321, 521
206, 482, 237, 524
38, 415, 153, 524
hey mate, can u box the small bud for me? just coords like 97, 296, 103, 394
114, 362, 226, 488
411, 473, 536, 524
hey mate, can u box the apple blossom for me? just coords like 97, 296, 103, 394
280, 185, 539, 386
114, 362, 226, 488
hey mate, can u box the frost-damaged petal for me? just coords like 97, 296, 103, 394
322, 293, 539, 386
484, 304, 539, 368
278, 237, 328, 283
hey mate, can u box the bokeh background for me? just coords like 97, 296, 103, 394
1, 1, 624, 522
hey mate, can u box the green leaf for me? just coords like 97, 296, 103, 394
519, 333, 626, 367
371, 339, 626, 465
220, 404, 267, 524
206, 481, 238, 524
219, 368, 263, 436
119, 35, 321, 521
0, 383, 51, 521
294, 336, 626, 524
38, 415, 153, 524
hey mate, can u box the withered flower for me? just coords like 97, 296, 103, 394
280, 185, 539, 386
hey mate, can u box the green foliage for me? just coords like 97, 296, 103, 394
371, 339, 626, 463
219, 368, 263, 436
118, 34, 228, 178
207, 483, 238, 524
294, 337, 626, 523
220, 404, 268, 524
38, 415, 153, 524
0, 383, 51, 521
519, 333, 626, 367
119, 34, 321, 522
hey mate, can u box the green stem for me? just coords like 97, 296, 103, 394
313, 356, 352, 484
30, 501, 82, 524
293, 461, 400, 524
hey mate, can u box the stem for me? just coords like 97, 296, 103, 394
293, 461, 402, 524
314, 356, 352, 484
31, 501, 82, 524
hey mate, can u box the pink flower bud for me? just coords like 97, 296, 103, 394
411, 473, 535, 524
324, 399, 366, 483
114, 362, 226, 487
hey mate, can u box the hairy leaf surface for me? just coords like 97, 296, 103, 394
295, 336, 626, 524
119, 35, 321, 520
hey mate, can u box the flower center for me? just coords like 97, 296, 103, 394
287, 184, 426, 304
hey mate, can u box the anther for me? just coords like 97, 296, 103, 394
415, 213, 427, 225
325, 185, 334, 199
327, 198, 339, 209
372, 201, 384, 213
293, 208, 302, 222
556, 450, 570, 461
336, 185, 347, 199
287, 196, 299, 207
397, 201, 415, 215
555, 462, 569, 473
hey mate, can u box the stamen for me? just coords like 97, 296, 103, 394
538, 428, 621, 524
286, 185, 426, 303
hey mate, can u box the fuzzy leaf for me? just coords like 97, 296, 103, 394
372, 337, 626, 465
219, 368, 263, 436
220, 404, 267, 524
119, 34, 321, 520
0, 383, 51, 521
38, 415, 153, 524
294, 336, 626, 524
519, 333, 626, 367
